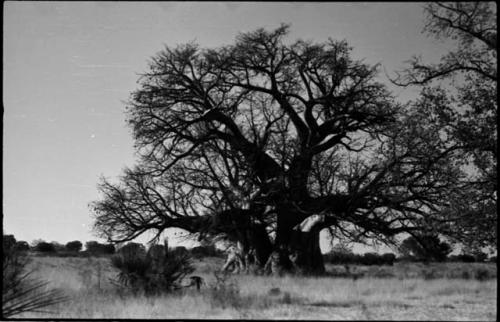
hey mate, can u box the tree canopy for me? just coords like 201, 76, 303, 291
91, 20, 496, 273
392, 2, 497, 249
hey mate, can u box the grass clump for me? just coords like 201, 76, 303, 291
474, 268, 491, 281
207, 272, 288, 310
207, 272, 243, 309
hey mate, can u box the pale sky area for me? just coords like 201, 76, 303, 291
3, 2, 453, 252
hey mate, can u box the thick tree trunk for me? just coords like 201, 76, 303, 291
274, 207, 299, 272
250, 224, 273, 266
272, 207, 326, 275
290, 228, 325, 275
288, 214, 326, 275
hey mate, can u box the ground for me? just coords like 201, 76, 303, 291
13, 255, 498, 320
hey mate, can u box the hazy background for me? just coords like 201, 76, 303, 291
3, 2, 452, 251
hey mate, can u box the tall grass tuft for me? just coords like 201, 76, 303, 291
2, 236, 67, 317
207, 272, 242, 308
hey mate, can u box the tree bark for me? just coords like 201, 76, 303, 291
249, 224, 273, 266
290, 228, 325, 275
268, 205, 325, 274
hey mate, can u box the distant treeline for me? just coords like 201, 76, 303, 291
3, 234, 495, 263
322, 250, 496, 265
3, 235, 225, 258
323, 252, 397, 266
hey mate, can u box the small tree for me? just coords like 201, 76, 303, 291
65, 241, 83, 252
381, 253, 396, 266
85, 241, 116, 255
14, 241, 30, 252
399, 234, 451, 262
34, 241, 56, 253
361, 253, 382, 266
50, 242, 65, 253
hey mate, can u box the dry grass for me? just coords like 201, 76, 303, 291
16, 256, 497, 320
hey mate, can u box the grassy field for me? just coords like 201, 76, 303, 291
15, 255, 497, 320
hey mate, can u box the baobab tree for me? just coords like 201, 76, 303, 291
91, 24, 495, 274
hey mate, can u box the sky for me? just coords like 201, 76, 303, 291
3, 2, 453, 251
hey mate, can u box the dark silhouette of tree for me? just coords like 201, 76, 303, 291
50, 242, 65, 253
3, 235, 16, 250
91, 24, 493, 274
393, 2, 496, 84
33, 241, 56, 253
65, 240, 83, 252
85, 241, 115, 255
392, 2, 497, 250
14, 241, 30, 252
399, 234, 452, 262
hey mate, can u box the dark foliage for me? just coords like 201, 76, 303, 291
381, 253, 396, 266
85, 241, 115, 254
91, 20, 496, 275
111, 242, 194, 295
323, 251, 396, 266
33, 242, 56, 253
65, 240, 83, 252
448, 253, 484, 263
170, 246, 188, 256
457, 254, 476, 263
399, 234, 452, 262
474, 268, 491, 281
14, 241, 30, 252
392, 2, 497, 250
473, 251, 488, 263
190, 245, 223, 258
50, 242, 65, 253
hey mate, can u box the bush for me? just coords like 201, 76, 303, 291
111, 242, 194, 295
34, 241, 56, 253
2, 235, 66, 317
85, 241, 116, 255
191, 245, 221, 258
399, 234, 451, 262
461, 271, 471, 279
170, 246, 188, 256
324, 251, 396, 266
323, 250, 360, 265
488, 256, 497, 263
361, 253, 383, 266
457, 254, 476, 263
207, 272, 242, 308
423, 269, 439, 280
475, 269, 491, 281
50, 242, 65, 252
474, 252, 488, 263
65, 240, 83, 252
14, 241, 30, 252
381, 253, 396, 266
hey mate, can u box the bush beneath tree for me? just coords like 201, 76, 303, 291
111, 242, 195, 295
